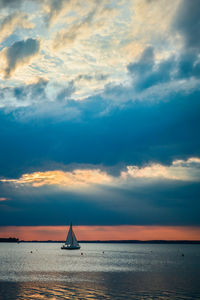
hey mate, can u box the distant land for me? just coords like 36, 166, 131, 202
0, 238, 19, 243
0, 238, 200, 244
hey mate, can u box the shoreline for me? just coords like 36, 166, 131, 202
1, 238, 200, 244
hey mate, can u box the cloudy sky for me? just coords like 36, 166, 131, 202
0, 0, 200, 240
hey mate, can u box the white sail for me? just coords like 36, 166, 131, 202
72, 231, 79, 247
63, 223, 80, 249
65, 223, 73, 245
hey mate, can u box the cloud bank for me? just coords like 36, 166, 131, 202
2, 38, 40, 78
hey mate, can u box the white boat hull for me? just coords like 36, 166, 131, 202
61, 245, 80, 250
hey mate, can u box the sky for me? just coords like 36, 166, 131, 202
0, 0, 200, 240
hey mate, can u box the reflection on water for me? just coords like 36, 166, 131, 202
1, 272, 199, 300
0, 243, 200, 299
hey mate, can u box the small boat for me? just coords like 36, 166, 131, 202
61, 222, 80, 250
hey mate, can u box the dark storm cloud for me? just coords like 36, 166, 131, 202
0, 179, 199, 226
127, 47, 175, 91
0, 88, 200, 179
14, 78, 48, 100
174, 0, 200, 51
16, 78, 75, 103
127, 46, 200, 91
3, 38, 40, 78
0, 78, 76, 110
177, 51, 200, 79
127, 46, 155, 75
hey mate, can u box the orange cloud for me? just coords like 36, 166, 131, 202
0, 169, 112, 188
1, 157, 200, 189
0, 12, 34, 43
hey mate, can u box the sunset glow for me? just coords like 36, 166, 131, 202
1, 226, 200, 241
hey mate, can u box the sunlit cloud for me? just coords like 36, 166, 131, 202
122, 157, 200, 182
0, 169, 113, 188
0, 12, 34, 44
131, 0, 181, 48
0, 0, 196, 106
52, 1, 118, 50
42, 0, 82, 27
1, 158, 200, 189
173, 157, 200, 165
0, 0, 138, 102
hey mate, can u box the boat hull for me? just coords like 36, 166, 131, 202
61, 245, 80, 250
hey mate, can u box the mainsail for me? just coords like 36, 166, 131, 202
64, 223, 80, 248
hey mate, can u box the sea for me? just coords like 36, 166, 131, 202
0, 243, 200, 299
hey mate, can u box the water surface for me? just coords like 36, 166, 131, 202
0, 243, 199, 299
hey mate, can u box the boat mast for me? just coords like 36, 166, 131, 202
71, 222, 74, 245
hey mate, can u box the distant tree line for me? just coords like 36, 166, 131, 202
0, 237, 19, 242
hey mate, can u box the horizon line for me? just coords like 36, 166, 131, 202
1, 237, 200, 243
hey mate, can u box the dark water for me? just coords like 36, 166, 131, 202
0, 243, 200, 299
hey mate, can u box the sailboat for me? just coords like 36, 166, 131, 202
61, 222, 80, 250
